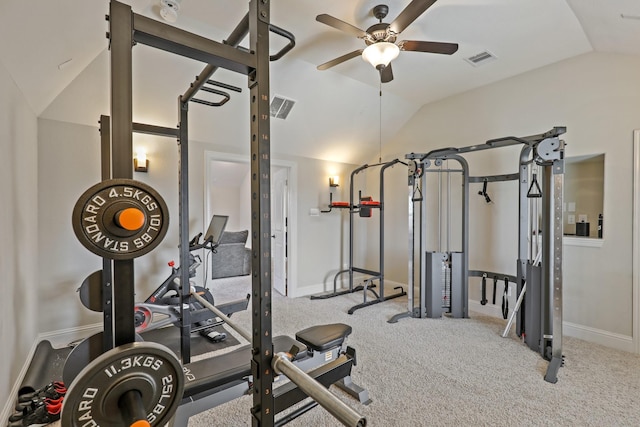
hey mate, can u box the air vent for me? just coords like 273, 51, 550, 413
464, 50, 497, 67
270, 96, 296, 120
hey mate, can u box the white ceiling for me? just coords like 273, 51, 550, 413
1, 0, 639, 164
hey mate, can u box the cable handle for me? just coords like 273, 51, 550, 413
492, 276, 498, 305
527, 172, 543, 198
480, 274, 488, 305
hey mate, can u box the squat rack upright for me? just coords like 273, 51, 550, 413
104, 2, 347, 425
313, 159, 407, 314
98, 3, 282, 365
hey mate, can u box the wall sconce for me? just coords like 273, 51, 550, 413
134, 150, 149, 173
329, 176, 339, 187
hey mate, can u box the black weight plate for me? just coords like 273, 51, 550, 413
61, 341, 183, 427
78, 270, 103, 312
72, 179, 169, 260
63, 332, 144, 386
63, 332, 104, 387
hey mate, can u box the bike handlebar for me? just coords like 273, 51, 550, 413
188, 234, 218, 252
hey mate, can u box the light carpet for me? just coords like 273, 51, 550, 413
47, 276, 640, 426
188, 278, 640, 427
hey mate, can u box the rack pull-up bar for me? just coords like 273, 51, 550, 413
182, 14, 295, 103
182, 14, 250, 103
207, 79, 243, 93
192, 86, 231, 107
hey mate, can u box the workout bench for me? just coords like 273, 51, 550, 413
172, 323, 370, 426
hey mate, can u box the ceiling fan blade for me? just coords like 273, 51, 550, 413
316, 14, 369, 38
317, 49, 364, 71
380, 63, 394, 83
400, 40, 459, 55
389, 0, 438, 35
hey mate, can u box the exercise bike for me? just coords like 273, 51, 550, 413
133, 215, 250, 343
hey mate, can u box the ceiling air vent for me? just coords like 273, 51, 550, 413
270, 96, 296, 120
464, 50, 497, 67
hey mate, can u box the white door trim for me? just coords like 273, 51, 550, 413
272, 166, 288, 296
633, 130, 640, 353
204, 151, 298, 297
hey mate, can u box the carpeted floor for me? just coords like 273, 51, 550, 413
187, 277, 640, 427
44, 276, 640, 426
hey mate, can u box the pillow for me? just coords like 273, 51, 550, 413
220, 230, 249, 245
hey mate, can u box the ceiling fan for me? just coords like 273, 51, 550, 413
316, 0, 458, 83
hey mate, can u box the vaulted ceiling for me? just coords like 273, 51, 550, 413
1, 0, 639, 164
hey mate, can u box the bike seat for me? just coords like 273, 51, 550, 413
295, 323, 352, 352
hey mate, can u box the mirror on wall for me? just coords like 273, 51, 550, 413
563, 154, 604, 239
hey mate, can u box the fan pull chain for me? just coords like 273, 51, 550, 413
379, 79, 382, 164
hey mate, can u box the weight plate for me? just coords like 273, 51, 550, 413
61, 341, 183, 427
63, 332, 144, 386
78, 270, 103, 312
72, 179, 169, 260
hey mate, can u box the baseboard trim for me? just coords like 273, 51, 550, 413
563, 321, 635, 353
1, 340, 39, 425
38, 322, 103, 348
469, 300, 635, 353
2, 322, 103, 424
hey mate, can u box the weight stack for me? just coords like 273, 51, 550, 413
524, 262, 543, 354
448, 252, 464, 318
425, 252, 464, 319
425, 252, 446, 318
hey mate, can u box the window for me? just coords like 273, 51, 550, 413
563, 154, 604, 239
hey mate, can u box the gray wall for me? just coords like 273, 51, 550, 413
7, 47, 639, 416
374, 52, 640, 343
36, 51, 640, 347
36, 118, 358, 333
0, 60, 38, 411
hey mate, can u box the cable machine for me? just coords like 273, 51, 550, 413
390, 127, 566, 383
314, 159, 407, 314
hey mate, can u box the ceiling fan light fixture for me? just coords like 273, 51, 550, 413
362, 42, 399, 69
160, 0, 182, 23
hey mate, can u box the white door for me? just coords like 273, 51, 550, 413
272, 167, 288, 295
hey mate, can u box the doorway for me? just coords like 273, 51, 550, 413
204, 151, 297, 296
633, 130, 640, 353
271, 166, 288, 295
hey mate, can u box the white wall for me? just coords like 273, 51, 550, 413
279, 156, 358, 295
377, 52, 640, 346
0, 61, 38, 413
36, 118, 359, 333
238, 169, 252, 234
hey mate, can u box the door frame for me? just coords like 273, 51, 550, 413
271, 166, 289, 296
204, 150, 298, 296
633, 129, 640, 353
